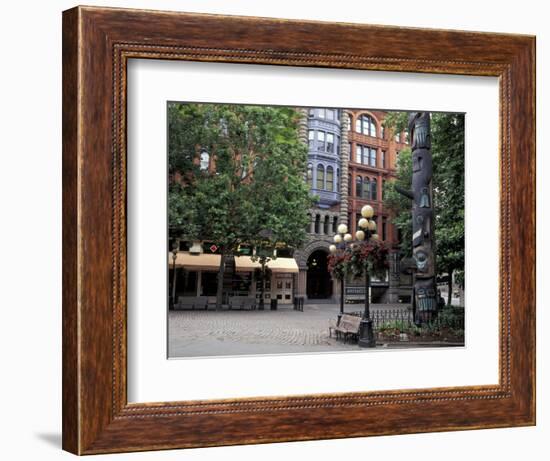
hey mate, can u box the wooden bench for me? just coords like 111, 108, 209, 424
329, 314, 362, 343
174, 296, 208, 310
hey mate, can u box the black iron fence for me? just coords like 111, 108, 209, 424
349, 308, 465, 332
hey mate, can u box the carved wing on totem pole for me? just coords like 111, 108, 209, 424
396, 112, 438, 324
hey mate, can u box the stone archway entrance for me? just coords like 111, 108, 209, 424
306, 249, 333, 299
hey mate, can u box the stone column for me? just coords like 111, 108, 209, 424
297, 269, 307, 297
297, 107, 309, 147
339, 111, 350, 227
297, 107, 310, 185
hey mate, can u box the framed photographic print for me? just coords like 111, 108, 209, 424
62, 5, 535, 455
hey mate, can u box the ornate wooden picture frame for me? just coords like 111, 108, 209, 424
62, 5, 535, 455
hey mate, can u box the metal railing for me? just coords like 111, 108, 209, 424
349, 308, 465, 331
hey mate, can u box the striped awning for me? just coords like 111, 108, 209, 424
169, 252, 221, 271
234, 256, 299, 273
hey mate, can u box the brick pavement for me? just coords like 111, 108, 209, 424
168, 302, 409, 358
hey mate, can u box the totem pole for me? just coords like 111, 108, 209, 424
396, 112, 438, 325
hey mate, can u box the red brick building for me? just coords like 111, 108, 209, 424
346, 109, 409, 247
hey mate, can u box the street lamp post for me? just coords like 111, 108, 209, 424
329, 223, 352, 324
356, 205, 379, 348
330, 205, 379, 348
257, 229, 274, 311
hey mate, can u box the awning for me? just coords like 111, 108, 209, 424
169, 252, 221, 271
234, 256, 299, 273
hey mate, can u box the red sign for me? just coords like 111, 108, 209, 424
210, 244, 218, 253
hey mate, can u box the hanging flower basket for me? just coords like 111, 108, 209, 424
327, 252, 350, 280
329, 240, 389, 280
347, 240, 389, 279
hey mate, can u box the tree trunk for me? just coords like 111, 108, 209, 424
447, 269, 453, 307
171, 265, 177, 308
216, 252, 226, 310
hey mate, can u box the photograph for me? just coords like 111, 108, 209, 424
167, 103, 465, 358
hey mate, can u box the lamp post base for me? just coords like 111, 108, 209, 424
358, 318, 376, 348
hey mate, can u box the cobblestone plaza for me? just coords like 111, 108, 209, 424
168, 303, 408, 358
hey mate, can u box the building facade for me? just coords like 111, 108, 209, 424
294, 108, 411, 303
169, 106, 412, 307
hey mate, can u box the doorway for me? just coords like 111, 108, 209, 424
306, 250, 333, 299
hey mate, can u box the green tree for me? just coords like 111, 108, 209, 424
431, 113, 465, 304
168, 103, 314, 308
383, 147, 413, 257
383, 112, 465, 305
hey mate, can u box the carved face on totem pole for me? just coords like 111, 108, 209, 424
408, 112, 431, 150
411, 154, 434, 277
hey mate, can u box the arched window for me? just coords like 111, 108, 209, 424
316, 164, 325, 190
315, 215, 320, 234
363, 177, 370, 199
371, 178, 378, 201
369, 118, 377, 137
356, 114, 377, 137
307, 163, 313, 188
355, 176, 362, 197
326, 166, 334, 191
324, 216, 330, 234
336, 168, 340, 193
332, 216, 338, 234
199, 151, 210, 171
